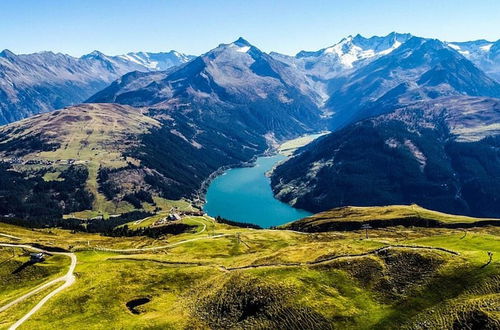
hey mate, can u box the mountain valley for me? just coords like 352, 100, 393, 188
2, 33, 500, 222
1, 29, 500, 330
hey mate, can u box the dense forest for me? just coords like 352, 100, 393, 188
272, 119, 500, 217
0, 163, 93, 223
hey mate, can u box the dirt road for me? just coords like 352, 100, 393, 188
0, 243, 77, 330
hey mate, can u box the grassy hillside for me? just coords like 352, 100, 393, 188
278, 132, 329, 156
0, 248, 68, 307
282, 205, 500, 232
0, 213, 499, 329
0, 103, 162, 219
0, 102, 270, 223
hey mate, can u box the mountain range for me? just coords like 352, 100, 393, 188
0, 49, 194, 124
447, 39, 500, 82
0, 38, 325, 221
1, 32, 500, 221
88, 37, 325, 137
2, 24, 500, 330
271, 32, 414, 80
324, 37, 500, 128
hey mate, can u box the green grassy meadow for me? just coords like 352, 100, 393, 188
284, 204, 500, 232
0, 211, 499, 329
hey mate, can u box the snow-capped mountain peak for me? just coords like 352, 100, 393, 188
81, 50, 108, 60
322, 36, 374, 67
233, 37, 252, 47
220, 37, 253, 53
319, 32, 412, 68
276, 32, 414, 81
446, 39, 500, 82
117, 50, 194, 70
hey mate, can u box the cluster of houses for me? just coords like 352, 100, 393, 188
152, 209, 206, 227
1, 158, 87, 165
152, 213, 182, 227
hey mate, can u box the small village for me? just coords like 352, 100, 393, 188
2, 157, 89, 166
151, 209, 205, 227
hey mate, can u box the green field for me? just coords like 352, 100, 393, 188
278, 132, 329, 156
283, 204, 500, 232
0, 248, 68, 307
0, 209, 499, 329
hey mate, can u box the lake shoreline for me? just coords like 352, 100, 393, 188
193, 146, 274, 209
193, 132, 328, 209
200, 132, 327, 227
203, 154, 312, 227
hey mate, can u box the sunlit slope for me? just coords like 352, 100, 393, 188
0, 103, 165, 218
282, 204, 500, 232
0, 99, 268, 221
1, 217, 499, 329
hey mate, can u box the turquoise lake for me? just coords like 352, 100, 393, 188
203, 154, 312, 228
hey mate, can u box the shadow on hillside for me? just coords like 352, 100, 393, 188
11, 260, 35, 274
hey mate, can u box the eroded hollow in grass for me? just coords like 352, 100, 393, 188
126, 297, 151, 314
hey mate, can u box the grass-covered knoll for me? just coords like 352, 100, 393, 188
0, 217, 499, 329
0, 103, 162, 220
0, 103, 158, 166
282, 204, 500, 232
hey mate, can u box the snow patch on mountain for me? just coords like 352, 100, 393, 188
446, 39, 500, 82
321, 35, 404, 68
117, 51, 194, 70
233, 45, 251, 53
481, 44, 493, 52
271, 32, 414, 82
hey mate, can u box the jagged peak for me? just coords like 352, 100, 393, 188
212, 37, 257, 55
81, 50, 107, 59
420, 38, 447, 49
296, 32, 414, 60
337, 35, 354, 44
0, 49, 16, 58
233, 37, 252, 47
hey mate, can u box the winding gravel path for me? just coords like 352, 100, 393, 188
0, 243, 77, 330
94, 233, 230, 253
0, 233, 21, 240
220, 244, 459, 271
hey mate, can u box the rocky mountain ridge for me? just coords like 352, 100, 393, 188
0, 48, 194, 124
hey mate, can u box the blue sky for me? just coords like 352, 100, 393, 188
1, 0, 499, 56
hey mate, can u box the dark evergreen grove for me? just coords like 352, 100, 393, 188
0, 163, 93, 222
272, 117, 500, 218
